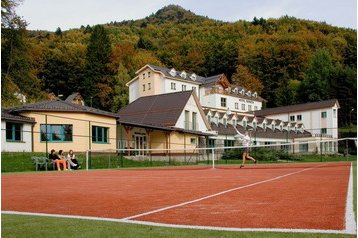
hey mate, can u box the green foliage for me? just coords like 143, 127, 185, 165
1, 4, 356, 126
221, 147, 301, 161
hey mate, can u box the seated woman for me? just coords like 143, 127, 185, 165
66, 150, 80, 170
49, 149, 67, 171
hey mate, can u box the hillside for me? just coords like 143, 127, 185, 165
1, 4, 357, 125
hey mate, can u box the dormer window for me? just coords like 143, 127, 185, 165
207, 115, 212, 122
253, 122, 257, 129
246, 91, 251, 97
180, 71, 187, 79
233, 119, 237, 127
263, 123, 266, 131
243, 120, 247, 129
280, 125, 283, 131
253, 92, 257, 98
272, 124, 275, 130
240, 89, 245, 95
169, 68, 176, 77
190, 73, 196, 81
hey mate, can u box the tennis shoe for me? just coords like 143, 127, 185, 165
240, 165, 244, 168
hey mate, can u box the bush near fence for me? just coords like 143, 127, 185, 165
221, 147, 301, 161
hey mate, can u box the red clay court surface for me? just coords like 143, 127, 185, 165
2, 162, 356, 234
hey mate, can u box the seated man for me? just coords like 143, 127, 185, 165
49, 149, 67, 171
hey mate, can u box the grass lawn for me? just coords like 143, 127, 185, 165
1, 214, 356, 238
1, 155, 356, 238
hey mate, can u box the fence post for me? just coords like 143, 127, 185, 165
211, 148, 215, 169
86, 150, 89, 171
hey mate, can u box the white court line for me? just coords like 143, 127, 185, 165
2, 163, 355, 235
121, 165, 319, 221
345, 163, 356, 234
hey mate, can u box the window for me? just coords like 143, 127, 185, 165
272, 124, 275, 130
263, 123, 266, 131
192, 112, 197, 130
235, 102, 239, 109
333, 109, 337, 118
171, 82, 176, 90
297, 115, 302, 121
221, 97, 226, 107
233, 119, 237, 127
248, 105, 252, 111
208, 139, 215, 148
290, 115, 295, 121
6, 122, 22, 141
192, 86, 196, 92
241, 104, 246, 111
40, 124, 73, 142
148, 83, 151, 90
223, 118, 227, 126
92, 126, 108, 143
142, 84, 145, 92
148, 72, 151, 78
190, 138, 196, 145
254, 106, 258, 111
321, 111, 327, 118
243, 120, 247, 129
253, 122, 257, 128
224, 140, 235, 151
207, 115, 211, 122
182, 85, 186, 91
321, 128, 327, 135
299, 143, 308, 153
143, 73, 145, 79
184, 111, 189, 130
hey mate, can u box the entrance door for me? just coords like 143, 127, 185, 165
134, 134, 146, 155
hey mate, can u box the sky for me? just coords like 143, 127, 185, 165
17, 0, 357, 31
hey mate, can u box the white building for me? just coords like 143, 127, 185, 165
126, 64, 264, 113
1, 109, 34, 152
254, 99, 340, 139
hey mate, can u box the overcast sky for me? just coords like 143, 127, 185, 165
17, 0, 357, 31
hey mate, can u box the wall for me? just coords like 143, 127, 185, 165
128, 79, 139, 103
1, 121, 32, 152
20, 111, 117, 153
175, 95, 209, 132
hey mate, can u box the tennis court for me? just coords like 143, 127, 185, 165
2, 162, 356, 235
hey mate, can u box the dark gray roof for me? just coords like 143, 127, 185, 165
1, 109, 35, 123
8, 100, 119, 118
118, 91, 193, 127
201, 74, 224, 86
148, 64, 206, 84
255, 99, 340, 116
65, 92, 82, 102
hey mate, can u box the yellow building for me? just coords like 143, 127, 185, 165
8, 99, 119, 153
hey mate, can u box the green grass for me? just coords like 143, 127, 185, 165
1, 214, 356, 238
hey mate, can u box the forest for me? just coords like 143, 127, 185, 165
1, 1, 357, 126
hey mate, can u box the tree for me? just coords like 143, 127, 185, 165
82, 25, 113, 109
111, 64, 131, 112
1, 0, 42, 106
231, 65, 264, 94
299, 48, 333, 102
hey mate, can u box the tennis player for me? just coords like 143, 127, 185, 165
234, 128, 257, 168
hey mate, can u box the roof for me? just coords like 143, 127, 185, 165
1, 109, 35, 123
8, 100, 119, 118
201, 74, 224, 86
147, 64, 206, 84
255, 99, 340, 116
118, 91, 193, 127
65, 93, 83, 102
210, 122, 311, 139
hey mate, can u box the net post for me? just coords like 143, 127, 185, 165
211, 148, 215, 169
86, 150, 89, 171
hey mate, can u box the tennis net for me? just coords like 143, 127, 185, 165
84, 137, 357, 170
